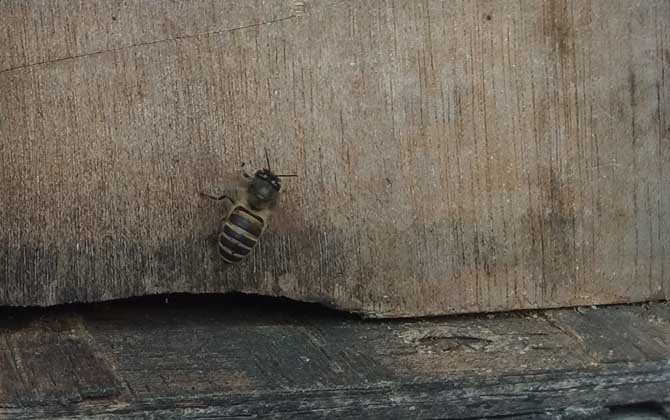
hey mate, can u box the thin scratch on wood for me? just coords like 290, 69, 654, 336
0, 15, 296, 75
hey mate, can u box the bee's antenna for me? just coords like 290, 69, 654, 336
276, 174, 298, 177
264, 147, 272, 171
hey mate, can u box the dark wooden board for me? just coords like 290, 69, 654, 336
1, 298, 669, 419
0, 0, 669, 316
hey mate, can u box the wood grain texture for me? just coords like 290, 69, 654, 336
0, 0, 668, 316
1, 299, 669, 419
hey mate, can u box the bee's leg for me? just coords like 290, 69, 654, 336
241, 162, 252, 179
200, 192, 234, 204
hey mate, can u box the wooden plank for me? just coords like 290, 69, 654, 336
0, 311, 121, 406
0, 300, 669, 419
0, 0, 668, 316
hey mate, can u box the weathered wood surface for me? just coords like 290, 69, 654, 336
0, 0, 668, 316
0, 299, 669, 419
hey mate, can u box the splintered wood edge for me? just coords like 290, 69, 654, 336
0, 302, 669, 419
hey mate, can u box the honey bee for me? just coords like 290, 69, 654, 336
201, 149, 296, 264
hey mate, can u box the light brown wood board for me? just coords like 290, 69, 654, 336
0, 0, 668, 316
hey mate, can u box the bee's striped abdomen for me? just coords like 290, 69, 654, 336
218, 207, 265, 264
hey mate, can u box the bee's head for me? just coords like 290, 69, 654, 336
249, 169, 281, 203
246, 148, 296, 209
